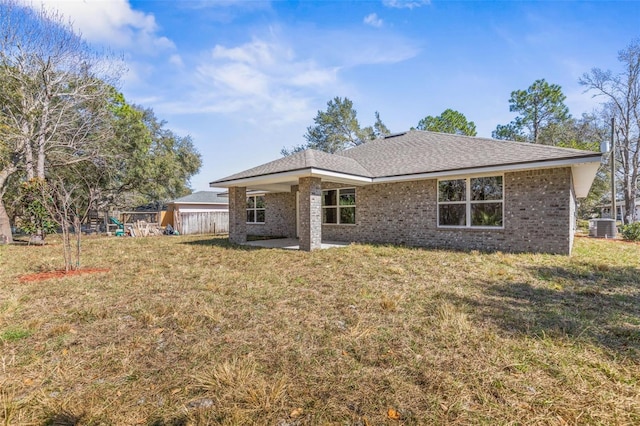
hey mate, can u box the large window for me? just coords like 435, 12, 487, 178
438, 176, 503, 227
322, 188, 356, 224
246, 195, 265, 223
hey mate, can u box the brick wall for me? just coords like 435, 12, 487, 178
246, 192, 296, 238
245, 167, 575, 254
321, 168, 574, 254
228, 186, 246, 244
298, 177, 322, 251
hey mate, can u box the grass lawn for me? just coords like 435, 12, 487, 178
0, 234, 639, 425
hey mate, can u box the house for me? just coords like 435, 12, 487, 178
166, 191, 229, 235
210, 130, 602, 254
600, 200, 640, 222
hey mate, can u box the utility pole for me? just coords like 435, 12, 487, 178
611, 117, 616, 223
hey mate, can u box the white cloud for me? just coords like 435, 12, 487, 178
18, 0, 175, 54
150, 25, 418, 129
169, 54, 185, 68
157, 37, 339, 126
364, 13, 383, 28
383, 0, 431, 9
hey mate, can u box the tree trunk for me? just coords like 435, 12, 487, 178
22, 118, 35, 180
74, 216, 81, 270
0, 166, 17, 244
0, 197, 12, 244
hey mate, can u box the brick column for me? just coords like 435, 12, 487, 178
298, 177, 322, 251
228, 186, 247, 245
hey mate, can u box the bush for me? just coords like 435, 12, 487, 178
619, 222, 640, 241
576, 219, 590, 233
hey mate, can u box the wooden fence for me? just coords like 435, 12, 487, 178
175, 211, 229, 235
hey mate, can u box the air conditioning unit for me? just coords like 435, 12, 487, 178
589, 219, 617, 238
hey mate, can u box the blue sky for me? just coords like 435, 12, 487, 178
22, 0, 640, 192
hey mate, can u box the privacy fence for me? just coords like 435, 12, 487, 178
174, 211, 229, 235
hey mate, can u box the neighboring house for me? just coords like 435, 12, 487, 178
166, 191, 229, 235
600, 201, 640, 222
210, 130, 602, 254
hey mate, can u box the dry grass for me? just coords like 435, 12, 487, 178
0, 234, 639, 425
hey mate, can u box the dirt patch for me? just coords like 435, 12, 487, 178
19, 268, 110, 283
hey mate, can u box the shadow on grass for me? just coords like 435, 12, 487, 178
179, 237, 261, 251
43, 410, 86, 426
452, 263, 640, 358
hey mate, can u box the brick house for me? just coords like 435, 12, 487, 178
210, 130, 602, 254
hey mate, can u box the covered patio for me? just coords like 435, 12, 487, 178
211, 149, 372, 251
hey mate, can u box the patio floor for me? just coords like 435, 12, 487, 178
243, 238, 350, 250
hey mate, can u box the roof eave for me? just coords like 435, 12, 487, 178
209, 167, 372, 189
168, 201, 228, 205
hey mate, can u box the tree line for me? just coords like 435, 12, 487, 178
0, 1, 201, 254
285, 40, 639, 223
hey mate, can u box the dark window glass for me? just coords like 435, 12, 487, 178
247, 196, 265, 223
438, 179, 466, 202
439, 204, 466, 226
340, 207, 356, 224
471, 176, 503, 201
339, 188, 356, 206
323, 207, 337, 224
471, 203, 503, 227
323, 190, 337, 206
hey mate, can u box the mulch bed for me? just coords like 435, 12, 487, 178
19, 268, 110, 283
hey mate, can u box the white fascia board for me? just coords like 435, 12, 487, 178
373, 156, 602, 184
173, 202, 228, 206
210, 168, 372, 189
308, 168, 371, 183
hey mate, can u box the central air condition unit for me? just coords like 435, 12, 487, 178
588, 219, 617, 238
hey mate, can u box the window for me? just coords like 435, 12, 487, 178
438, 176, 503, 227
246, 195, 265, 223
322, 188, 356, 224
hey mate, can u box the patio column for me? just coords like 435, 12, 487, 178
228, 186, 247, 244
298, 176, 322, 251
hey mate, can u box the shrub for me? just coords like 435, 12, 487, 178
576, 219, 590, 233
619, 222, 640, 241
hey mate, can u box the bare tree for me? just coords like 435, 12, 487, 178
40, 175, 93, 272
580, 40, 640, 224
0, 0, 121, 242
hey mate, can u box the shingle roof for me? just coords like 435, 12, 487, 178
171, 191, 228, 204
336, 130, 600, 177
214, 148, 373, 182
211, 130, 601, 185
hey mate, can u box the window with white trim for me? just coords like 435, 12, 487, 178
322, 188, 356, 224
438, 176, 503, 227
246, 195, 265, 223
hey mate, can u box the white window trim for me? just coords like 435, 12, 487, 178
246, 195, 265, 224
322, 187, 356, 225
437, 174, 504, 229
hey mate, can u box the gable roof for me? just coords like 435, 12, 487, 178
170, 191, 228, 205
210, 130, 602, 197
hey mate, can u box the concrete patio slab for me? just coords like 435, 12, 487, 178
243, 238, 349, 250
